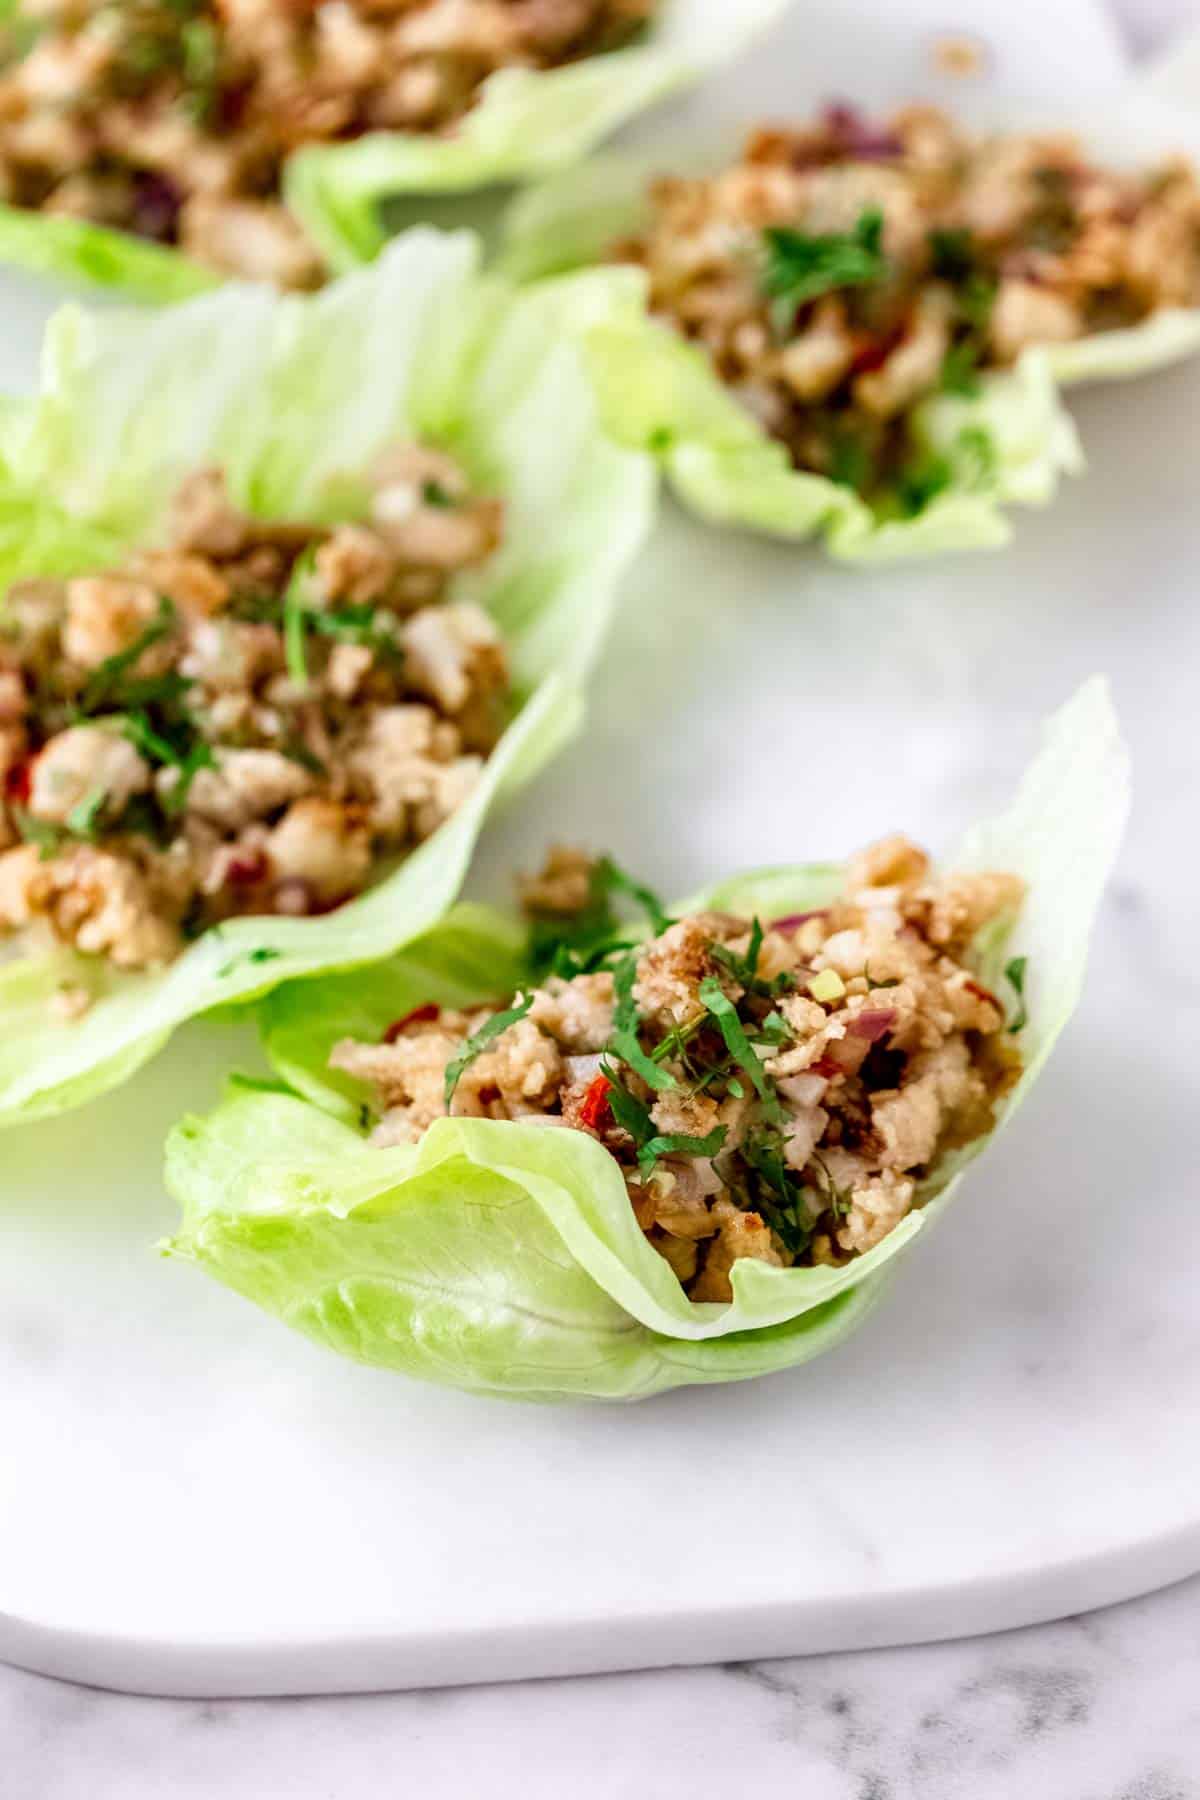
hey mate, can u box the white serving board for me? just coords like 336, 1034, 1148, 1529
4, 0, 1200, 1699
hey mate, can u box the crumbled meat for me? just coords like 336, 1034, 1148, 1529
0, 446, 507, 971
338, 840, 1025, 1299
0, 0, 656, 286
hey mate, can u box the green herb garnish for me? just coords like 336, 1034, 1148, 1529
283, 554, 316, 689
599, 1060, 726, 1174
608, 950, 676, 1093
761, 208, 888, 326
78, 595, 177, 714
529, 855, 671, 980
893, 449, 953, 518
444, 992, 535, 1107
940, 341, 982, 397
697, 976, 781, 1122
65, 788, 106, 838
1004, 955, 1028, 1033
421, 479, 455, 509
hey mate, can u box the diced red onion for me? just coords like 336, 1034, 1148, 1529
768, 909, 829, 933
847, 1007, 897, 1043
821, 101, 903, 160
565, 1053, 604, 1086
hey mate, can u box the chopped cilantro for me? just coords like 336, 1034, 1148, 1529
444, 992, 534, 1107
760, 208, 888, 326
1004, 955, 1028, 1033
421, 479, 455, 509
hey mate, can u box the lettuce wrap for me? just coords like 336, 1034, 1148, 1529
0, 229, 655, 1125
0, 0, 786, 301
498, 150, 1096, 561
163, 678, 1129, 1401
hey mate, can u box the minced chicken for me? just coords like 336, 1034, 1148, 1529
0, 0, 655, 286
0, 445, 508, 972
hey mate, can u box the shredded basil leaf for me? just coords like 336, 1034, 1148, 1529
608, 950, 676, 1092
940, 341, 982, 396
444, 992, 534, 1107
78, 595, 177, 714
283, 554, 316, 689
636, 1125, 728, 1175
698, 975, 781, 1122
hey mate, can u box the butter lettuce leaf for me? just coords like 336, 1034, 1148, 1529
0, 230, 654, 1124
164, 679, 1128, 1399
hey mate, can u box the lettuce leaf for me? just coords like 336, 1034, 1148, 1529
0, 230, 655, 1125
0, 0, 787, 299
499, 155, 1085, 559
164, 679, 1129, 1400
0, 206, 219, 304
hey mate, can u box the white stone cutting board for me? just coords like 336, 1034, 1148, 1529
3, 0, 1199, 1699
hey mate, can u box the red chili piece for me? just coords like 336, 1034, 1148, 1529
578, 1074, 613, 1134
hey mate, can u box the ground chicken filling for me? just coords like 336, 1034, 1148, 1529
0, 0, 655, 287
0, 446, 509, 979
333, 838, 1026, 1302
611, 103, 1200, 510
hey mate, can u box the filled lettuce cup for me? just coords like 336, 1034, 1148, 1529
0, 228, 654, 1124
0, 0, 784, 301
501, 100, 1200, 559
164, 678, 1128, 1402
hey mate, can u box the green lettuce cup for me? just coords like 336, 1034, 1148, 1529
0, 0, 786, 302
0, 230, 655, 1126
497, 149, 1085, 561
498, 91, 1200, 560
163, 678, 1129, 1402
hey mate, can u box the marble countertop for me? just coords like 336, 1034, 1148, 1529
4, 0, 1200, 1792
3, 1574, 1197, 1799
